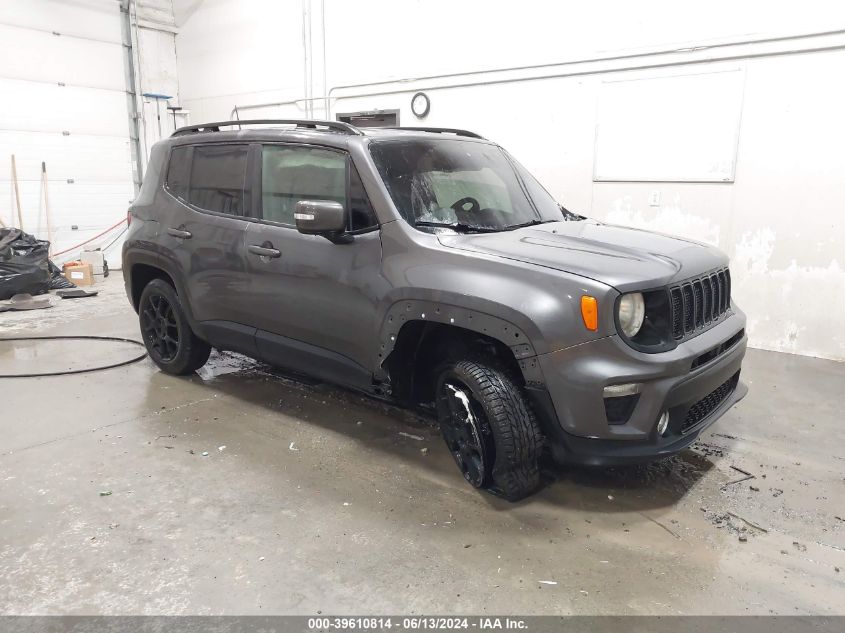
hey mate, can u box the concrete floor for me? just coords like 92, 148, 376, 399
0, 276, 843, 615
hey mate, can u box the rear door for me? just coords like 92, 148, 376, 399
244, 143, 383, 388
158, 143, 256, 349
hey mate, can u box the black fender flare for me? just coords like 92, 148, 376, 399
124, 248, 201, 334
376, 298, 545, 386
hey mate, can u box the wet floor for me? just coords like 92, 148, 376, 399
0, 277, 843, 614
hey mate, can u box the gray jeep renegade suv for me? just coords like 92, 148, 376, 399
123, 119, 748, 500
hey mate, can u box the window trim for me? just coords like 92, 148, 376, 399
256, 142, 380, 234
346, 159, 380, 235
162, 141, 256, 222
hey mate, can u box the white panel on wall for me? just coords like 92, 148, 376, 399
0, 0, 135, 268
0, 79, 129, 136
594, 69, 745, 182
0, 24, 124, 90
0, 0, 122, 39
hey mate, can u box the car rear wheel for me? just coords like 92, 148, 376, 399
139, 278, 210, 375
435, 359, 542, 501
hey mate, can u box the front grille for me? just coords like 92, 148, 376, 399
682, 371, 739, 433
670, 268, 731, 339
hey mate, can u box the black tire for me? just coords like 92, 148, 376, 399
138, 278, 210, 375
435, 359, 543, 501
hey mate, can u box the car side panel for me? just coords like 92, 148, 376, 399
244, 223, 384, 373
374, 221, 618, 375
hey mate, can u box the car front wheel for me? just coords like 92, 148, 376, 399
435, 358, 542, 501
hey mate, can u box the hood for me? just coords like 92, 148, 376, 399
436, 220, 728, 292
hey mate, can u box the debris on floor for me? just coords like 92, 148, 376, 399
0, 293, 52, 312
398, 432, 424, 441
727, 511, 768, 533
722, 464, 756, 488
704, 510, 766, 537
56, 288, 98, 299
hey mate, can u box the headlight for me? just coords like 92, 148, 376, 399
618, 292, 645, 338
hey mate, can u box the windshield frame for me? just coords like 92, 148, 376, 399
367, 137, 568, 233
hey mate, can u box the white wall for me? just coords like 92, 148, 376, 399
0, 0, 135, 268
134, 0, 182, 158
0, 0, 181, 269
174, 0, 845, 361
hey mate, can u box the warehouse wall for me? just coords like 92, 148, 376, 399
0, 0, 179, 270
173, 0, 845, 361
0, 0, 134, 268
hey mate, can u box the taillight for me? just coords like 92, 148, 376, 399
127, 209, 132, 226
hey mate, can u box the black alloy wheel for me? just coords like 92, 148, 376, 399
140, 293, 180, 363
437, 380, 493, 488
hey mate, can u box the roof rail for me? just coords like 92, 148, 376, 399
382, 126, 485, 139
171, 119, 363, 137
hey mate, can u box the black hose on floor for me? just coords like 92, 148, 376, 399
0, 335, 148, 378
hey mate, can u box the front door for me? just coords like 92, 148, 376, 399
244, 144, 384, 388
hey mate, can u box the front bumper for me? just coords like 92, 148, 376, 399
531, 308, 748, 466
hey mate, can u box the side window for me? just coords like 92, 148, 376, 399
165, 146, 190, 201
188, 144, 249, 215
261, 146, 346, 225
348, 163, 378, 231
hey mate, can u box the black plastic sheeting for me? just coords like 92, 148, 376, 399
49, 260, 76, 290
0, 228, 51, 300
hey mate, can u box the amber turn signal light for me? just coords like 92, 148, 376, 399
581, 296, 598, 331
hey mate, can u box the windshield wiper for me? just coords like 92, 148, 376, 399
414, 221, 500, 233
559, 205, 586, 221
502, 219, 555, 230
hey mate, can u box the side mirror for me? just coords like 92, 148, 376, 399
295, 200, 347, 240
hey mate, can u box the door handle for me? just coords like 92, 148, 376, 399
248, 244, 281, 259
167, 227, 192, 239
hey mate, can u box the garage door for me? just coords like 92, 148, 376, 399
0, 0, 136, 269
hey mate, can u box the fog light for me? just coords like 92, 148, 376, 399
657, 411, 670, 436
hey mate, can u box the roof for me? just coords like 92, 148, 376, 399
167, 119, 487, 148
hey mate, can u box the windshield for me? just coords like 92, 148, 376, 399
369, 138, 575, 232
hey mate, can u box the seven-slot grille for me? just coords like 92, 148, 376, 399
669, 269, 731, 339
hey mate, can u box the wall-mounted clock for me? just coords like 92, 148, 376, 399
411, 92, 430, 118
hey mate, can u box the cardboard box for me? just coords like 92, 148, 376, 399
62, 262, 95, 287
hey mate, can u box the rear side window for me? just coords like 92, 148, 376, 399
188, 145, 249, 215
165, 146, 190, 201
261, 146, 346, 225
